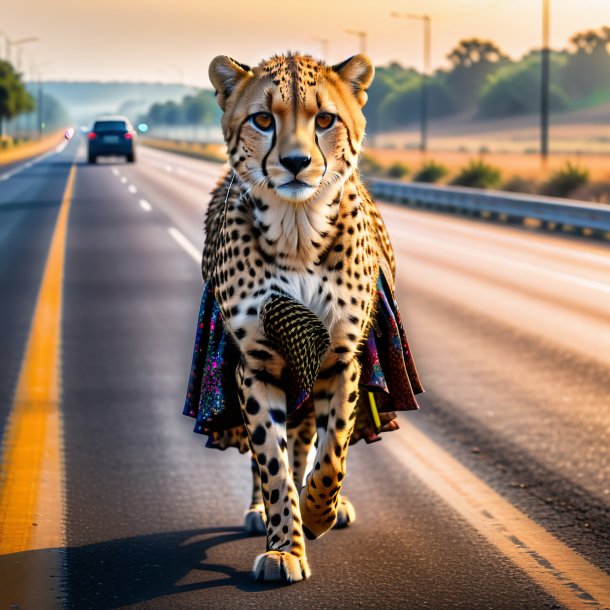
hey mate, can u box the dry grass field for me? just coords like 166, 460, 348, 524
0, 131, 64, 166
368, 104, 610, 182
365, 147, 610, 182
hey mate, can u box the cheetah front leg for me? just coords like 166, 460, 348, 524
237, 361, 311, 583
287, 410, 316, 490
300, 359, 360, 540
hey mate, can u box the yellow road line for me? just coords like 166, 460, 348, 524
0, 163, 75, 554
386, 420, 610, 609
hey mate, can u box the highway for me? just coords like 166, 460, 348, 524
0, 137, 609, 609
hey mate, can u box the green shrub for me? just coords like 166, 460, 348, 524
413, 160, 448, 183
502, 175, 538, 194
387, 162, 409, 179
451, 159, 502, 189
539, 162, 589, 198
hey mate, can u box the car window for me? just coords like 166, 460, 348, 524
93, 121, 128, 131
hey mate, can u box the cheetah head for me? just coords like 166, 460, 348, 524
209, 52, 374, 204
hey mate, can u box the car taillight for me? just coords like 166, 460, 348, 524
88, 132, 96, 140
124, 132, 133, 140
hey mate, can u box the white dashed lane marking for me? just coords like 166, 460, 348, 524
128, 185, 137, 194
120, 176, 127, 184
139, 199, 152, 212
166, 224, 610, 610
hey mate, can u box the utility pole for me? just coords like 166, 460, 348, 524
38, 74, 43, 138
311, 37, 329, 60
33, 62, 51, 139
29, 60, 37, 137
540, 0, 550, 165
391, 12, 431, 153
345, 30, 368, 54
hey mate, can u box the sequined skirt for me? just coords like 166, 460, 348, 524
183, 270, 423, 451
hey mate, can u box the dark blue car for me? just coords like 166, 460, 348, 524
88, 116, 136, 163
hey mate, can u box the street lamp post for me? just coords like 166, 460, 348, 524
32, 61, 52, 139
540, 0, 550, 165
345, 30, 368, 55
6, 36, 39, 68
391, 12, 431, 153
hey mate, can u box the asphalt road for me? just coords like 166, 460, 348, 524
0, 138, 608, 609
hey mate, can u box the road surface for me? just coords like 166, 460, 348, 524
0, 138, 608, 609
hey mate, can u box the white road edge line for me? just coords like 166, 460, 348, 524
139, 199, 152, 212
395, 230, 610, 295
380, 207, 610, 268
386, 422, 610, 610
168, 225, 610, 609
0, 140, 68, 181
167, 227, 200, 262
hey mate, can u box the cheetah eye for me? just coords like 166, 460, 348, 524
250, 112, 274, 132
315, 112, 336, 131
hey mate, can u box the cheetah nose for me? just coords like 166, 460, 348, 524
280, 154, 311, 176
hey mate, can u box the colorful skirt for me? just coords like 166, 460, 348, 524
183, 270, 423, 451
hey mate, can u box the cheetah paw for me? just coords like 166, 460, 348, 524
244, 505, 266, 535
253, 551, 311, 584
333, 496, 356, 529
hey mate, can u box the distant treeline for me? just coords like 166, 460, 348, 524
34, 81, 197, 126
139, 89, 220, 127
366, 26, 610, 132
139, 26, 610, 134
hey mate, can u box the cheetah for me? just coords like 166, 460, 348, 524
183, 52, 423, 584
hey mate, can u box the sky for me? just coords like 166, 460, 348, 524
2, 0, 609, 87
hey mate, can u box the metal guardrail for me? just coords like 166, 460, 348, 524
369, 179, 610, 236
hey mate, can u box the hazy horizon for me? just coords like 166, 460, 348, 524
3, 0, 609, 87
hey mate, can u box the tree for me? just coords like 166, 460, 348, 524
378, 78, 455, 130
562, 27, 610, 101
364, 64, 419, 133
445, 38, 509, 112
184, 92, 215, 125
160, 100, 183, 125
142, 89, 219, 127
447, 38, 506, 68
569, 29, 609, 54
148, 102, 165, 124
0, 60, 35, 136
477, 53, 569, 118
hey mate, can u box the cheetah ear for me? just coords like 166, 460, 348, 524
332, 54, 375, 106
209, 56, 252, 111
